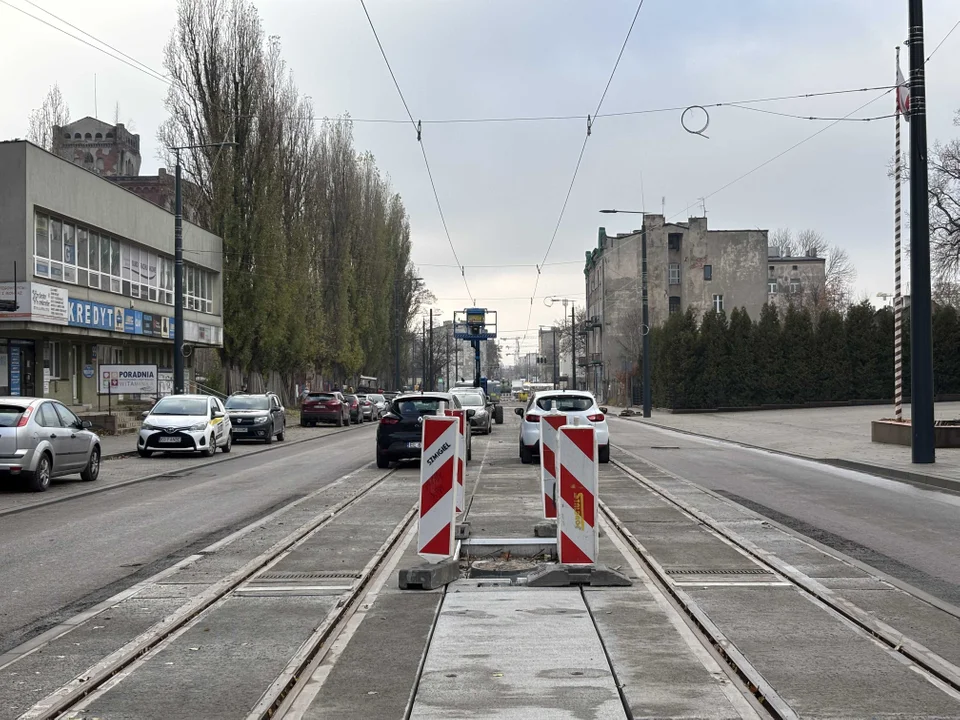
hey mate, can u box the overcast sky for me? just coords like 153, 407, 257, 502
2, 0, 958, 362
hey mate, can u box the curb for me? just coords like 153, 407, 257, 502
608, 415, 960, 494
0, 423, 373, 519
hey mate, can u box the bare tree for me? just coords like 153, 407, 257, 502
930, 111, 960, 278
27, 84, 70, 153
770, 228, 856, 310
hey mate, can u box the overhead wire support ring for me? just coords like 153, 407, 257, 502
681, 105, 710, 138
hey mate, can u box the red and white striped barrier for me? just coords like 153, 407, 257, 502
444, 407, 467, 513
417, 413, 460, 563
556, 423, 599, 565
539, 411, 566, 519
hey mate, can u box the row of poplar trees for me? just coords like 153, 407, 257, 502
159, 0, 424, 392
649, 302, 960, 410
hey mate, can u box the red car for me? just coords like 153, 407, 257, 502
300, 392, 350, 427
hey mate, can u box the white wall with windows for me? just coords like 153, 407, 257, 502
33, 210, 215, 314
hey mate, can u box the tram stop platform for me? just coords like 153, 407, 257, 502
291, 428, 960, 720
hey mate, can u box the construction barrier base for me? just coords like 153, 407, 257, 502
398, 557, 461, 591
533, 520, 557, 538
526, 563, 632, 588
456, 522, 472, 540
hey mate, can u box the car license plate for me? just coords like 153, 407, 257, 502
407, 441, 421, 449
233, 427, 248, 433
158, 436, 179, 444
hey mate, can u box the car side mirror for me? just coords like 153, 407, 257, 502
141, 410, 150, 419
81, 420, 93, 429
599, 407, 608, 415
514, 407, 523, 416
213, 410, 224, 419
466, 409, 476, 419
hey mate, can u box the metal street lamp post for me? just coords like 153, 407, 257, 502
171, 141, 236, 394
600, 209, 650, 417
545, 296, 579, 390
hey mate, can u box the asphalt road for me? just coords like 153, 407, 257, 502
0, 424, 378, 653
608, 416, 960, 607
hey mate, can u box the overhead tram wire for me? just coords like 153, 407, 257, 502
522, 0, 646, 345
0, 0, 170, 84
357, 0, 473, 305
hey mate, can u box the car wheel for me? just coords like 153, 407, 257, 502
264, 430, 273, 444
337, 414, 344, 427
598, 443, 610, 464
202, 435, 216, 457
138, 448, 153, 458
520, 443, 533, 465
27, 452, 52, 492
277, 423, 286, 441
80, 445, 101, 482
222, 433, 232, 453
376, 453, 390, 469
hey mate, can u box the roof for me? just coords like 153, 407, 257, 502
769, 256, 825, 262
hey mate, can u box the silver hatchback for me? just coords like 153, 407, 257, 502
0, 398, 102, 492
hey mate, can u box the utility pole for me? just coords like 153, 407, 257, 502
552, 327, 559, 390
570, 303, 576, 390
429, 308, 434, 391
641, 227, 651, 418
907, 0, 935, 463
445, 328, 450, 389
421, 318, 426, 391
172, 140, 235, 395
394, 279, 400, 391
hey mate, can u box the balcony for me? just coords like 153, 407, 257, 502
589, 353, 603, 366
577, 357, 588, 367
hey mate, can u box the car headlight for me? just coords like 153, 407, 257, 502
189, 422, 207, 432
142, 422, 159, 431
253, 416, 270, 424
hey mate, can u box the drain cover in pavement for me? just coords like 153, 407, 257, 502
257, 571, 362, 580
664, 568, 771, 576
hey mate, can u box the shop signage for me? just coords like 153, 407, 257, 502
68, 299, 177, 339
99, 364, 160, 395
0, 282, 69, 325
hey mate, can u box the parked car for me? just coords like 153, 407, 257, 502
0, 398, 101, 492
138, 394, 232, 458
365, 393, 388, 414
301, 391, 350, 427
343, 394, 364, 424
225, 392, 286, 443
357, 394, 380, 422
376, 392, 474, 469
515, 390, 610, 465
454, 390, 492, 435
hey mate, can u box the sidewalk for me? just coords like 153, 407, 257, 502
607, 402, 960, 488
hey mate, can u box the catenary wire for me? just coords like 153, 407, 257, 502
358, 0, 473, 303
0, 0, 170, 84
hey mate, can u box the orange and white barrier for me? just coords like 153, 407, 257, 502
418, 413, 460, 563
444, 407, 467, 513
539, 411, 566, 519
556, 423, 599, 565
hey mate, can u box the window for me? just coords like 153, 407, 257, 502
95, 132, 102, 139
703, 264, 712, 281
84, 133, 92, 140
768, 281, 778, 294
77, 228, 88, 269
47, 341, 64, 379
63, 224, 77, 283
713, 294, 724, 312
54, 403, 80, 429
35, 213, 50, 277
790, 280, 801, 294
668, 233, 682, 251
669, 296, 681, 314
535, 395, 593, 412
792, 265, 798, 271
36, 402, 62, 428
668, 263, 680, 285
768, 265, 775, 277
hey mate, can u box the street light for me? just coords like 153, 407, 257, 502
545, 296, 578, 390
171, 141, 237, 394
599, 209, 650, 418
396, 275, 423, 391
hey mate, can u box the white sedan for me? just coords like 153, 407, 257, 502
138, 394, 232, 457
515, 390, 610, 464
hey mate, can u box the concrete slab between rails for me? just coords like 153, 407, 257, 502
526, 563, 632, 587
410, 587, 628, 719
461, 536, 557, 559
399, 557, 461, 591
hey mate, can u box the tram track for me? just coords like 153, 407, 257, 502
606, 446, 960, 713
16, 465, 406, 720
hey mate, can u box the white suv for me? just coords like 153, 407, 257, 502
515, 390, 610, 465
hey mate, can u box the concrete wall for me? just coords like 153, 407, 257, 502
0, 143, 27, 284
768, 256, 828, 312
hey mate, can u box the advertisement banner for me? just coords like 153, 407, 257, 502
0, 282, 69, 325
99, 364, 159, 395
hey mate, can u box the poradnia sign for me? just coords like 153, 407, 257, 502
99, 364, 159, 395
